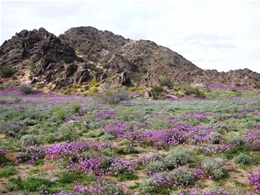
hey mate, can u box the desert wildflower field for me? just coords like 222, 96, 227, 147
0, 86, 260, 195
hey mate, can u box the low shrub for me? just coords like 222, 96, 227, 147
183, 85, 206, 98
53, 107, 69, 121
20, 135, 38, 145
146, 160, 167, 173
72, 83, 80, 89
59, 172, 75, 184
0, 166, 18, 178
20, 85, 34, 94
71, 104, 81, 114
63, 88, 71, 95
233, 153, 255, 165
63, 56, 74, 64
0, 152, 7, 165
159, 76, 173, 88
0, 65, 15, 78
95, 84, 129, 104
9, 176, 55, 192
117, 172, 138, 181
170, 167, 196, 185
202, 158, 227, 180
166, 147, 195, 169
151, 86, 164, 100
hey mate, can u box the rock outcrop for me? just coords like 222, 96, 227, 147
0, 28, 91, 90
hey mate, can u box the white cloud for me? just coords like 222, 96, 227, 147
1, 1, 260, 73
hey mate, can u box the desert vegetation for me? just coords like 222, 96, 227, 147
0, 85, 260, 195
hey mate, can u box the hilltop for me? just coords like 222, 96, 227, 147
0, 27, 259, 96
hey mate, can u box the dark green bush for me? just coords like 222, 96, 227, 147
0, 65, 15, 78
233, 153, 255, 165
96, 85, 129, 104
0, 166, 18, 178
63, 56, 74, 64
183, 85, 206, 98
20, 85, 34, 94
151, 86, 164, 100
202, 158, 227, 180
159, 76, 172, 88
9, 176, 55, 192
59, 172, 75, 184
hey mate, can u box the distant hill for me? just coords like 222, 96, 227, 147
0, 26, 259, 92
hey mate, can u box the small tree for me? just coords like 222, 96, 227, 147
95, 84, 129, 104
0, 65, 15, 78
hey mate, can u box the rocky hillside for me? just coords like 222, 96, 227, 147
0, 26, 260, 92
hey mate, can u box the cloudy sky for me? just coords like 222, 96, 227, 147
1, 1, 260, 73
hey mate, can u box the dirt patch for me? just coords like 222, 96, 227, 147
0, 134, 6, 139
5, 152, 18, 162
40, 163, 58, 173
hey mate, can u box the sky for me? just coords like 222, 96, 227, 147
1, 1, 260, 73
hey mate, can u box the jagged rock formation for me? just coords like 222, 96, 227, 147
1, 26, 260, 91
0, 28, 90, 90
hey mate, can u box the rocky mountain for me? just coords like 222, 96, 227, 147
0, 26, 260, 93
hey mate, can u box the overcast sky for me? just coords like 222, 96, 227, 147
1, 1, 260, 73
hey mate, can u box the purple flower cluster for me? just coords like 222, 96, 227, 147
208, 83, 248, 91
142, 167, 206, 193
96, 109, 117, 120
104, 122, 233, 149
16, 146, 45, 164
243, 130, 260, 149
53, 180, 129, 195
248, 172, 260, 193
192, 144, 237, 154
16, 141, 113, 164
68, 157, 135, 177
45, 141, 112, 160
183, 112, 209, 122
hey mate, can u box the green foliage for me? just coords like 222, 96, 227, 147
183, 85, 206, 98
117, 172, 138, 181
9, 176, 55, 192
98, 133, 115, 141
88, 86, 98, 95
202, 158, 227, 180
100, 61, 110, 69
59, 172, 75, 184
170, 167, 196, 184
20, 85, 34, 94
57, 125, 75, 141
30, 62, 36, 73
53, 107, 69, 121
71, 104, 81, 114
63, 88, 71, 95
35, 83, 44, 89
151, 86, 164, 100
146, 160, 166, 172
0, 166, 18, 178
233, 153, 255, 165
23, 177, 55, 192
0, 152, 8, 165
0, 65, 15, 78
208, 132, 223, 144
5, 182, 19, 191
72, 83, 81, 89
44, 134, 58, 144
167, 147, 195, 168
96, 84, 129, 104
63, 56, 74, 64
20, 135, 38, 145
159, 76, 172, 88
